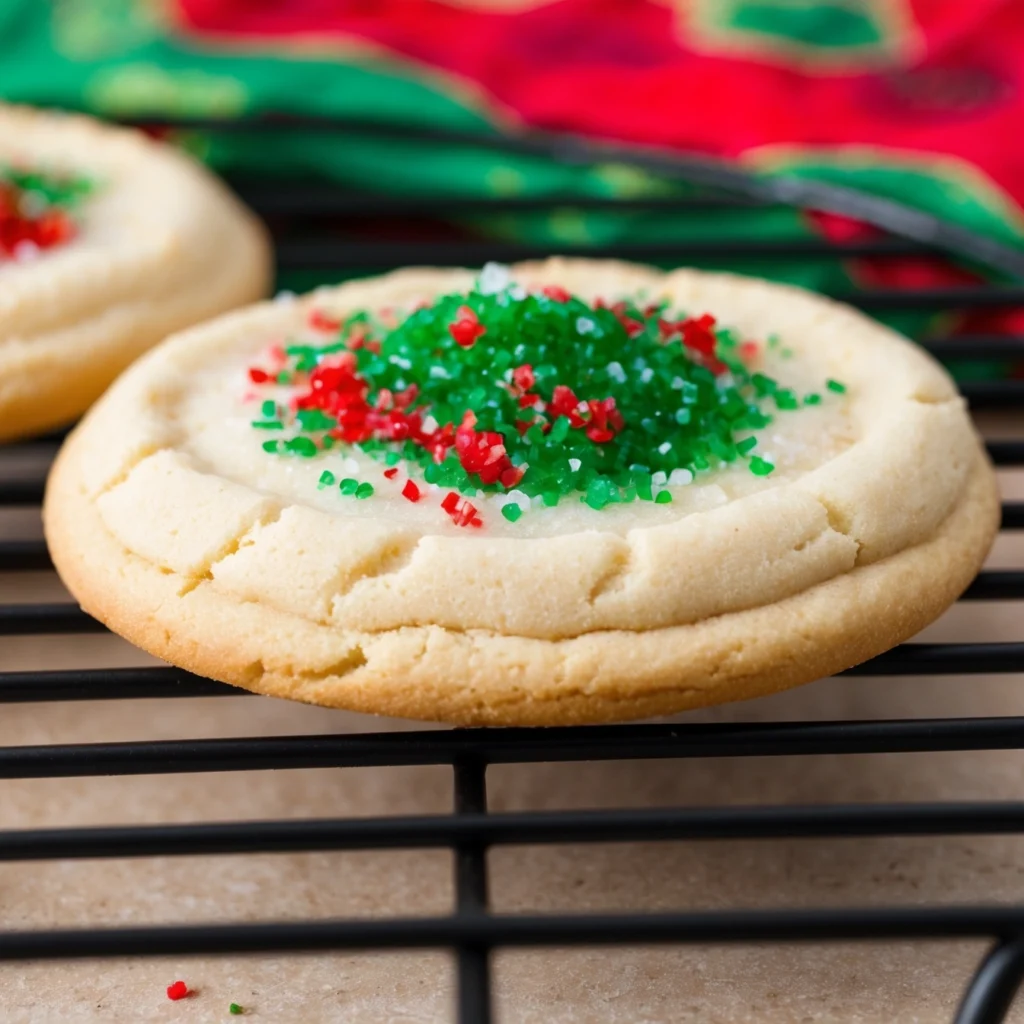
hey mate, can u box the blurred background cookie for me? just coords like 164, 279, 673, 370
0, 104, 271, 441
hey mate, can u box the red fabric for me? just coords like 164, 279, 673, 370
176, 0, 1024, 209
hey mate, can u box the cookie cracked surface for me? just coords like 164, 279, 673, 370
0, 104, 271, 441
44, 259, 999, 725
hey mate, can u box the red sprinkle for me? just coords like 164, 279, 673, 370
0, 187, 76, 258
308, 309, 342, 333
383, 467, 399, 479
542, 285, 571, 302
500, 465, 525, 488
739, 341, 760, 361
678, 314, 726, 373
547, 385, 587, 428
679, 314, 718, 357
584, 396, 624, 444
166, 981, 189, 1001
248, 368, 270, 384
449, 305, 486, 348
402, 479, 421, 502
440, 490, 482, 527
512, 364, 535, 391
454, 420, 513, 485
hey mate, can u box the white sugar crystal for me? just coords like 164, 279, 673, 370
606, 361, 626, 383
640, 367, 654, 383
504, 489, 531, 512
670, 376, 684, 389
421, 414, 439, 434
669, 468, 694, 486
576, 316, 596, 335
569, 458, 582, 472
509, 285, 526, 300
477, 262, 512, 295
652, 471, 668, 486
389, 355, 412, 370
657, 441, 672, 455
429, 365, 451, 379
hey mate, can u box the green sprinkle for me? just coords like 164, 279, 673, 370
749, 456, 775, 476
317, 470, 336, 489
261, 440, 280, 453
634, 472, 653, 502
261, 399, 276, 418
385, 451, 402, 466
826, 379, 847, 394
501, 503, 523, 522
296, 408, 336, 432
284, 436, 318, 457
736, 436, 758, 455
654, 490, 673, 504
229, 1004, 245, 1016
355, 482, 375, 499
340, 478, 359, 495
251, 420, 283, 430
773, 390, 799, 411
549, 417, 571, 443
803, 393, 822, 405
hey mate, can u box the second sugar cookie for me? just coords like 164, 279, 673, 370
0, 104, 271, 441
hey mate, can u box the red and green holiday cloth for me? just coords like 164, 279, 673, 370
1, 0, 1023, 359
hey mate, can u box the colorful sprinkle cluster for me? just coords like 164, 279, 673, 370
247, 265, 845, 528
0, 167, 93, 260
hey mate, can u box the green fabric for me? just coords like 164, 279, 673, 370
726, 1, 885, 49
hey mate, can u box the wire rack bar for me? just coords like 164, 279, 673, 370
274, 237, 944, 270
7, 717, 1024, 779
962, 572, 1024, 600
453, 760, 492, 1024
925, 338, 1024, 361
13, 802, 1024, 862
6, 905, 1024, 962
954, 941, 1024, 1024
227, 183, 770, 215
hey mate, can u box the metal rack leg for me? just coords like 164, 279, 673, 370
954, 940, 1024, 1024
453, 759, 492, 1024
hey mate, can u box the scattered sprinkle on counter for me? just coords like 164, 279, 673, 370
166, 980, 189, 1001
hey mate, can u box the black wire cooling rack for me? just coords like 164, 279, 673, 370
3, 116, 1024, 1024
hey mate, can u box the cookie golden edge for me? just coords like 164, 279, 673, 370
0, 105, 272, 442
43, 271, 1001, 727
